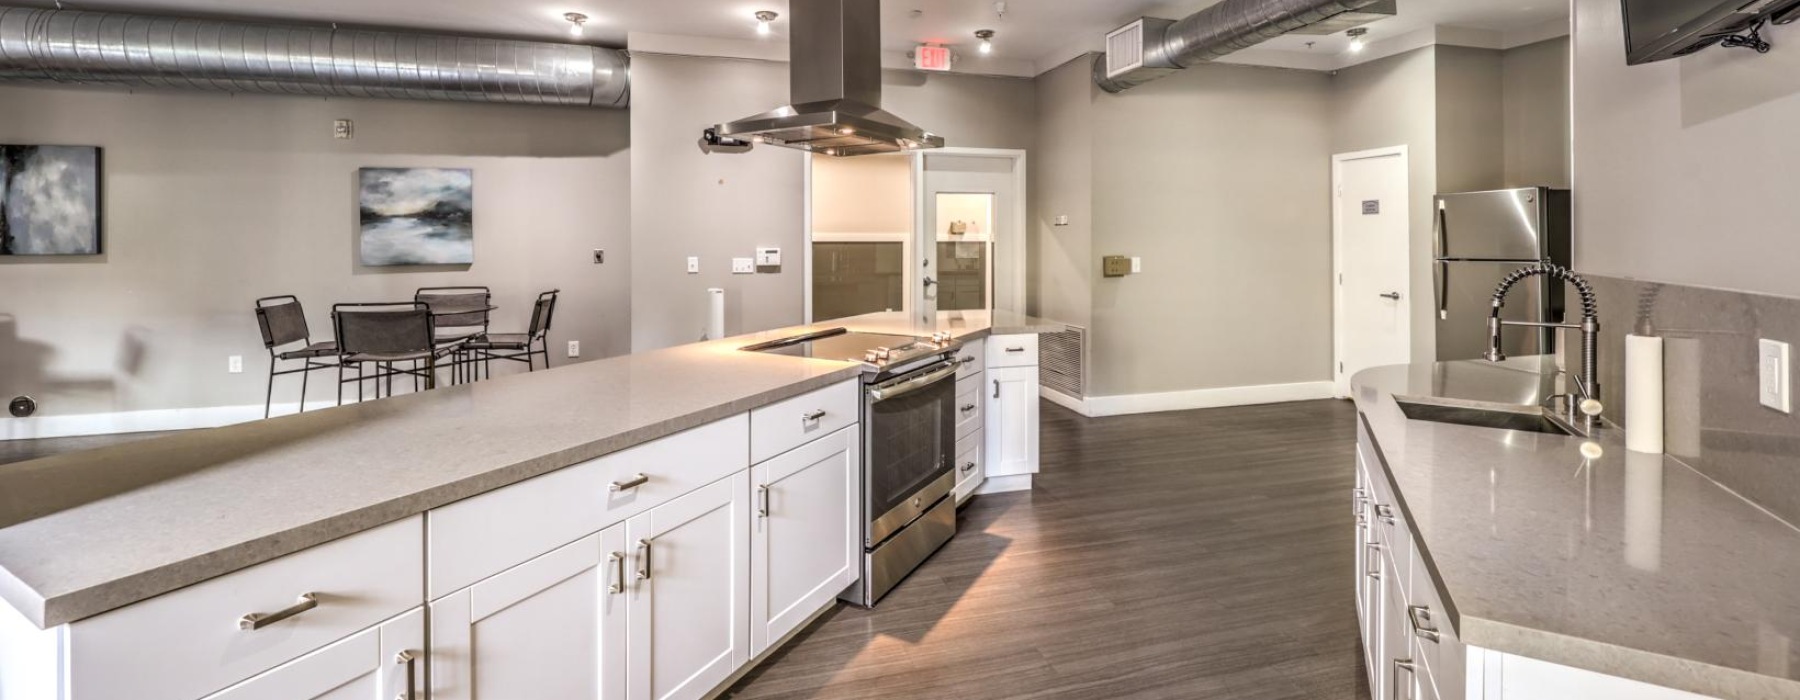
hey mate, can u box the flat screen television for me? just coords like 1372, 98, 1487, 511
1623, 0, 1800, 64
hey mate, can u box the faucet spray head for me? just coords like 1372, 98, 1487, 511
1484, 315, 1507, 362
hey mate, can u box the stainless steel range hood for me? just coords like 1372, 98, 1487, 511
711, 0, 943, 157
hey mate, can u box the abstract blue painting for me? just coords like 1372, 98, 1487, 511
358, 167, 474, 266
0, 145, 101, 256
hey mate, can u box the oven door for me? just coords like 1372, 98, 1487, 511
865, 360, 958, 546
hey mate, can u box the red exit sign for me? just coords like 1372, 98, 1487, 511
915, 45, 952, 71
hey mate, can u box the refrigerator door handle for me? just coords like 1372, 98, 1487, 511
1435, 260, 1450, 320
1433, 200, 1448, 260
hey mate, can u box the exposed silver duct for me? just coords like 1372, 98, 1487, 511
1095, 0, 1389, 93
0, 6, 629, 108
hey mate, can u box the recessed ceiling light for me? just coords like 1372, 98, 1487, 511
755, 10, 779, 36
565, 12, 588, 38
1346, 27, 1368, 53
975, 29, 995, 55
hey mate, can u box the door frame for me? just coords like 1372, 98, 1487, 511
1331, 145, 1411, 397
915, 147, 1029, 322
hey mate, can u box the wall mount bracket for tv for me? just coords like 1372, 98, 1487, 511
1718, 18, 1774, 54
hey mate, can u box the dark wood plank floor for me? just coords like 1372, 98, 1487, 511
727, 398, 1367, 700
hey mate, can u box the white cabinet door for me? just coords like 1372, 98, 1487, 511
431, 527, 627, 700
203, 608, 423, 700
750, 426, 859, 656
627, 472, 752, 700
984, 365, 1039, 478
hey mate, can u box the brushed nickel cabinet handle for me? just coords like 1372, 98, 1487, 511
611, 473, 650, 492
802, 409, 827, 424
607, 551, 625, 594
1408, 605, 1441, 643
394, 650, 417, 700
1373, 504, 1395, 525
1365, 542, 1382, 580
1392, 658, 1417, 700
238, 592, 318, 631
757, 484, 771, 518
636, 539, 653, 580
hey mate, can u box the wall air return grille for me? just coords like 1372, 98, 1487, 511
1039, 325, 1086, 399
1105, 21, 1148, 78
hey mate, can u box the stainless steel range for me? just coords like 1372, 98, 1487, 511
741, 328, 961, 606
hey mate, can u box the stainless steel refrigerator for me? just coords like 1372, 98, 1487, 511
1433, 187, 1571, 362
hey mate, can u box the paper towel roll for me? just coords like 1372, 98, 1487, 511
1626, 334, 1665, 454
706, 288, 726, 341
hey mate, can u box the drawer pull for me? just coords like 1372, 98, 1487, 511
801, 409, 827, 424
394, 650, 417, 700
960, 354, 976, 364
960, 461, 976, 474
1005, 346, 1026, 353
1364, 542, 1382, 580
1392, 658, 1417, 700
607, 551, 626, 594
1407, 604, 1441, 643
237, 592, 318, 631
1373, 504, 1395, 525
993, 379, 1000, 399
636, 539, 653, 580
610, 473, 650, 492
757, 484, 771, 518
960, 403, 978, 414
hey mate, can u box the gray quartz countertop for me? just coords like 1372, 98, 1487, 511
1353, 359, 1800, 700
0, 310, 1065, 629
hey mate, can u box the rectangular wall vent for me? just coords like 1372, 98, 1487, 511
1040, 325, 1086, 399
1106, 21, 1148, 78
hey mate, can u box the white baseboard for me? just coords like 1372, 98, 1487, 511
974, 474, 1032, 495
1076, 381, 1337, 418
2, 399, 353, 441
1041, 387, 1087, 415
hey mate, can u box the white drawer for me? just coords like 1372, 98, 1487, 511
428, 416, 748, 599
953, 338, 985, 379
954, 378, 983, 441
751, 380, 860, 464
67, 516, 424, 700
953, 432, 983, 501
987, 334, 1038, 369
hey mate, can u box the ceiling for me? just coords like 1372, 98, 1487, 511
68, 0, 1568, 74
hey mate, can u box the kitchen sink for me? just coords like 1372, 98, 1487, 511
1395, 399, 1574, 436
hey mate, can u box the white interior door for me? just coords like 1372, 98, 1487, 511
1334, 148, 1412, 395
914, 151, 1026, 325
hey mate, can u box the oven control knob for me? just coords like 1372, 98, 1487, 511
872, 347, 892, 362
864, 350, 881, 364
913, 496, 923, 508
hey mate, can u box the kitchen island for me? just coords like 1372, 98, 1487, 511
1352, 358, 1800, 700
0, 309, 1064, 700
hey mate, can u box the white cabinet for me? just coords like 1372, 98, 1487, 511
626, 472, 752, 700
430, 528, 626, 700
750, 426, 860, 656
202, 608, 423, 700
983, 364, 1040, 485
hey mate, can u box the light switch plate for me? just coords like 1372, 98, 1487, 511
1130, 257, 1143, 273
756, 247, 781, 267
687, 257, 700, 274
1761, 339, 1790, 413
732, 258, 756, 274
1054, 215, 1070, 226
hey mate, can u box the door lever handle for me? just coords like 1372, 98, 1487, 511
1380, 292, 1402, 301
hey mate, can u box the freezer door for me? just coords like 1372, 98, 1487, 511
1434, 188, 1550, 261
1435, 260, 1559, 362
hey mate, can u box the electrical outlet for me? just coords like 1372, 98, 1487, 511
687, 257, 700, 274
732, 258, 756, 274
592, 249, 605, 264
228, 355, 244, 374
567, 340, 581, 359
333, 119, 353, 140
1761, 339, 1790, 413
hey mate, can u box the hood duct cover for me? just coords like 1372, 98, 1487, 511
1095, 0, 1389, 93
0, 6, 629, 108
713, 0, 943, 157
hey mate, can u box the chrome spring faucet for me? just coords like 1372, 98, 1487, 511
1485, 263, 1603, 435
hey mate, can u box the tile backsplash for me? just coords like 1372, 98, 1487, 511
1589, 274, 1800, 527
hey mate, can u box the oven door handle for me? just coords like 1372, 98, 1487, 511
869, 362, 959, 402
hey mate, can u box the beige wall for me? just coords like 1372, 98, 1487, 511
1028, 58, 1096, 330
1331, 47, 1441, 363
628, 53, 1036, 351
0, 85, 631, 418
1572, 0, 1800, 296
1436, 46, 1506, 194
1503, 37, 1572, 189
811, 155, 911, 235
